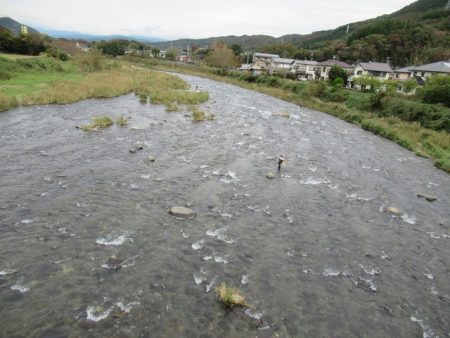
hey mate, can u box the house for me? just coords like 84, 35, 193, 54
240, 63, 263, 75
159, 50, 167, 58
406, 61, 450, 80
292, 60, 319, 81
268, 58, 295, 75
394, 67, 412, 80
317, 60, 353, 81
252, 53, 279, 71
352, 62, 394, 80
176, 55, 191, 63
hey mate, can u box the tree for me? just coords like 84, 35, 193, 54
422, 75, 450, 107
205, 43, 239, 68
96, 40, 126, 57
230, 44, 242, 56
151, 47, 160, 57
328, 65, 349, 84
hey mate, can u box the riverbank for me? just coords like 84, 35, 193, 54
125, 57, 450, 173
0, 54, 208, 112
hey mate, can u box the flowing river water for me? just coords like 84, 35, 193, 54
0, 74, 449, 337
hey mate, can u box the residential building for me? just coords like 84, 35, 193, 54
268, 57, 295, 75
252, 53, 279, 71
394, 67, 412, 80
317, 60, 353, 81
239, 63, 263, 75
292, 60, 319, 81
407, 61, 450, 80
351, 62, 394, 80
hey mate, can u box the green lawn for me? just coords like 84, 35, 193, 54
0, 72, 84, 96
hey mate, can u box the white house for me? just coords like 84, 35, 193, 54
394, 67, 412, 81
407, 61, 450, 80
352, 62, 394, 80
292, 60, 319, 81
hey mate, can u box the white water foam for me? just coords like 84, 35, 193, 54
10, 279, 30, 293
214, 255, 229, 264
323, 268, 340, 277
191, 239, 205, 250
21, 219, 34, 224
206, 277, 217, 293
116, 301, 140, 313
401, 214, 417, 225
96, 234, 133, 246
0, 269, 16, 276
245, 308, 263, 320
300, 177, 330, 185
410, 315, 438, 338
241, 275, 249, 285
86, 306, 113, 322
193, 273, 207, 285
308, 165, 317, 172
360, 265, 381, 276
140, 174, 151, 179
206, 227, 227, 237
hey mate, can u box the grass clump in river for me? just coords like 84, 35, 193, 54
189, 105, 214, 122
216, 283, 247, 308
82, 116, 114, 131
115, 115, 128, 126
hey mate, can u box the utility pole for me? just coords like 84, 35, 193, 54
346, 24, 350, 34
446, 0, 450, 9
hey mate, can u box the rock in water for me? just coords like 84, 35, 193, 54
417, 193, 437, 202
266, 172, 275, 179
148, 156, 156, 163
169, 207, 194, 217
387, 207, 401, 215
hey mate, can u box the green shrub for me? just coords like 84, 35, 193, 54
302, 81, 327, 98
345, 92, 373, 111
422, 75, 450, 107
380, 97, 450, 132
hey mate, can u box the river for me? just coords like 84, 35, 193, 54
0, 74, 449, 337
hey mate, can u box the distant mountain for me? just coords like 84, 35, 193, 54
0, 17, 39, 35
38, 29, 165, 43
152, 0, 449, 51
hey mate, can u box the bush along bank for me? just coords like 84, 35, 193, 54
127, 57, 449, 173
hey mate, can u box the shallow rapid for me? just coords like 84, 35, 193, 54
0, 74, 449, 337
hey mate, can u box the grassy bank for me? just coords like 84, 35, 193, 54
0, 54, 208, 113
124, 57, 450, 172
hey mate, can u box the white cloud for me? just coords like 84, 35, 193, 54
2, 0, 414, 39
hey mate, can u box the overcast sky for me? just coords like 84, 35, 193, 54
2, 0, 414, 40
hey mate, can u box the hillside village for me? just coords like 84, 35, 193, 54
240, 52, 450, 91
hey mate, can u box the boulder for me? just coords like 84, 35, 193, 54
266, 172, 275, 179
387, 207, 401, 215
169, 206, 194, 217
417, 193, 437, 202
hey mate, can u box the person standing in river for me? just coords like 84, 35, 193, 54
278, 155, 285, 172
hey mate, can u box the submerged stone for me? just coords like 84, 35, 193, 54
417, 193, 437, 202
169, 207, 194, 217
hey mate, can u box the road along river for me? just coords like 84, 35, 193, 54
0, 74, 449, 337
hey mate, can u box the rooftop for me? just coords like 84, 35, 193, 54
253, 53, 280, 58
272, 57, 295, 65
359, 62, 393, 73
317, 59, 353, 69
294, 60, 318, 66
407, 61, 450, 74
